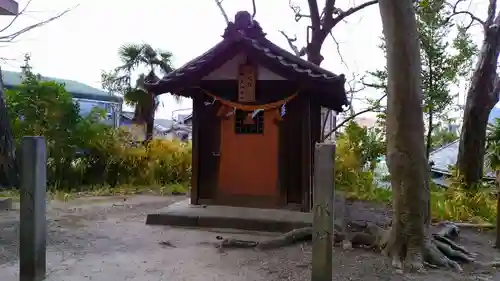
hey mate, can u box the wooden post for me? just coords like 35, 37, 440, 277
19, 136, 47, 281
311, 143, 335, 281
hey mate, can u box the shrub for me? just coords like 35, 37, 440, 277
60, 127, 192, 190
4, 70, 192, 193
334, 121, 496, 224
334, 121, 386, 201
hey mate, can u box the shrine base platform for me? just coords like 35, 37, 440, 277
146, 199, 312, 232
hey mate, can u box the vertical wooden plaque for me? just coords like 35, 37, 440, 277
238, 63, 257, 103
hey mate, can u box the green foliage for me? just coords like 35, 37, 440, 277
73, 134, 192, 189
431, 185, 496, 224
430, 122, 459, 149
335, 121, 386, 199
486, 118, 500, 172
418, 0, 476, 118
101, 43, 177, 139
5, 69, 191, 193
366, 0, 477, 152
5, 71, 86, 185
342, 121, 385, 170
336, 124, 496, 224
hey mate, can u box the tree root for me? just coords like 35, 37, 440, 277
215, 221, 485, 271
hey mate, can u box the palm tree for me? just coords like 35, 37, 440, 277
486, 118, 500, 248
102, 43, 177, 142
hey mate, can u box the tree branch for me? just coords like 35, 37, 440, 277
289, 0, 311, 22
485, 0, 497, 26
322, 93, 387, 141
444, 0, 486, 31
329, 32, 348, 68
305, 0, 378, 64
278, 30, 306, 56
307, 0, 321, 31
0, 0, 33, 34
326, 0, 378, 30
251, 0, 257, 18
214, 0, 230, 25
0, 4, 78, 43
323, 0, 336, 27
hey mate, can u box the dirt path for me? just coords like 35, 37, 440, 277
0, 195, 499, 281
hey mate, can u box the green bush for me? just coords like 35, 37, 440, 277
334, 121, 496, 224
74, 132, 192, 189
334, 121, 387, 200
4, 71, 191, 193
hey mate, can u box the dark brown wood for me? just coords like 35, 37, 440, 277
301, 98, 313, 212
310, 102, 322, 209
190, 94, 201, 205
283, 99, 303, 205
196, 92, 221, 201
200, 80, 305, 103
278, 117, 287, 206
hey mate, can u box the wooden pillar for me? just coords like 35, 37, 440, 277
19, 136, 47, 281
190, 95, 201, 205
301, 99, 312, 212
311, 143, 335, 281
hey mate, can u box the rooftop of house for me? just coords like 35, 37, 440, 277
2, 70, 122, 103
429, 106, 500, 179
489, 106, 500, 123
120, 111, 176, 132
0, 0, 18, 16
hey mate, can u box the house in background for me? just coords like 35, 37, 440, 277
0, 0, 18, 15
177, 113, 192, 125
120, 111, 192, 141
321, 108, 378, 142
2, 70, 123, 127
428, 106, 500, 186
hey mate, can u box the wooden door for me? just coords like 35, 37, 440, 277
217, 109, 279, 207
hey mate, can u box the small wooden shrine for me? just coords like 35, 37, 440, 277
145, 11, 348, 212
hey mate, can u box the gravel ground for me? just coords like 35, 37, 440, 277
0, 195, 499, 281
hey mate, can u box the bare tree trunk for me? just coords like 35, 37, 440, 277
425, 111, 433, 158
145, 119, 154, 143
457, 3, 500, 188
379, 0, 427, 270
0, 69, 17, 187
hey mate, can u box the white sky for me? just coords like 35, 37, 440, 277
0, 0, 490, 119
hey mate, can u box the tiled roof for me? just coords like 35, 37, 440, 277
429, 140, 495, 179
145, 11, 347, 111
121, 111, 174, 132
429, 141, 460, 175
489, 106, 500, 123
429, 106, 500, 179
2, 70, 122, 103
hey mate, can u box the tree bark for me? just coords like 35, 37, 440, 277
145, 118, 154, 143
379, 0, 427, 270
0, 68, 18, 187
457, 12, 500, 188
426, 110, 433, 159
